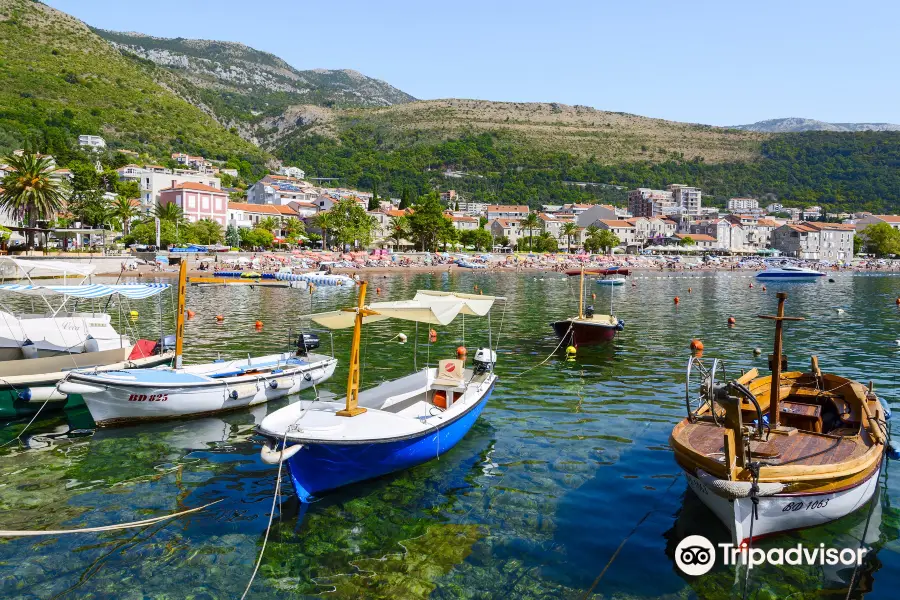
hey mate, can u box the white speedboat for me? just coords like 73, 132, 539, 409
58, 262, 337, 427
756, 264, 825, 280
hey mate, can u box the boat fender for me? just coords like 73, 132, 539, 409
888, 441, 900, 461
260, 440, 303, 465
229, 389, 239, 400
615, 319, 625, 331
269, 380, 278, 389
16, 388, 31, 402
83, 335, 100, 354
695, 469, 784, 499
303, 372, 312, 382
880, 398, 892, 420
21, 339, 38, 360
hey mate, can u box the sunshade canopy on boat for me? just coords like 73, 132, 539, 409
0, 283, 171, 299
307, 291, 504, 329
1, 256, 97, 277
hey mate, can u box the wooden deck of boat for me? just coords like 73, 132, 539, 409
676, 421, 866, 467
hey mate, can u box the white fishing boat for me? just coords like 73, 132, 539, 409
0, 258, 175, 418
257, 284, 505, 502
670, 293, 886, 544
58, 262, 337, 427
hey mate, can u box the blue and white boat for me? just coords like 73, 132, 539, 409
256, 286, 504, 502
755, 263, 826, 280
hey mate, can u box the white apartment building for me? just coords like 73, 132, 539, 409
669, 184, 702, 216
78, 135, 106, 149
727, 198, 759, 212
594, 220, 637, 247
771, 222, 855, 260
278, 166, 306, 179
627, 188, 676, 218
854, 214, 900, 232
766, 203, 784, 214
486, 205, 530, 220
117, 165, 221, 211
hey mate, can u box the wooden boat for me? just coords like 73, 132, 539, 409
551, 267, 624, 345
58, 262, 337, 427
670, 293, 886, 544
256, 284, 504, 502
564, 267, 630, 277
0, 258, 174, 418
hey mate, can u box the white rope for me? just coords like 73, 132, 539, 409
0, 499, 221, 537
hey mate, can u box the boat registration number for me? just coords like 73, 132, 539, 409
128, 394, 168, 402
783, 499, 829, 512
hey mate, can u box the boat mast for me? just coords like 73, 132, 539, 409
337, 281, 378, 417
759, 292, 803, 428
174, 259, 187, 369
578, 266, 584, 319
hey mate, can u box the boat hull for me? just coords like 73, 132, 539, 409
551, 320, 618, 345
684, 466, 881, 545
63, 358, 336, 427
0, 352, 174, 419
284, 384, 493, 501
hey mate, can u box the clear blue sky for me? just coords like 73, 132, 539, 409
46, 0, 899, 126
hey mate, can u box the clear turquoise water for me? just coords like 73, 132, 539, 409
0, 271, 898, 599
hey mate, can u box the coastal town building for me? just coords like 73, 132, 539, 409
490, 218, 523, 247
802, 206, 823, 220
853, 214, 900, 232
117, 165, 221, 211
449, 214, 480, 231
727, 198, 759, 212
226, 202, 301, 237
669, 185, 702, 216
159, 182, 228, 226
628, 188, 676, 218
576, 204, 621, 228
771, 222, 855, 260
278, 166, 306, 179
78, 135, 106, 150
766, 203, 784, 214
246, 176, 318, 206
486, 205, 530, 220
440, 190, 458, 207
594, 220, 637, 247
673, 232, 717, 248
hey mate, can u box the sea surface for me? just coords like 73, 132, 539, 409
0, 271, 898, 599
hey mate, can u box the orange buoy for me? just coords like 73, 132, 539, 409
749, 283, 754, 289
727, 316, 736, 326
688, 287, 692, 294
896, 297, 900, 305
255, 320, 263, 328
456, 346, 467, 359
592, 293, 596, 300
690, 339, 704, 353
215, 315, 224, 322
187, 309, 195, 319
762, 285, 767, 291
376, 287, 381, 295
674, 296, 680, 305
429, 329, 437, 343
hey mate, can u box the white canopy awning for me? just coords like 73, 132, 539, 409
413, 290, 504, 316
0, 283, 171, 299
1, 256, 97, 277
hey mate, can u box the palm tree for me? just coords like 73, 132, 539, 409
257, 216, 278, 233
110, 196, 140, 235
153, 202, 185, 224
388, 215, 409, 249
0, 152, 66, 249
521, 212, 540, 251
561, 222, 579, 254
313, 211, 334, 250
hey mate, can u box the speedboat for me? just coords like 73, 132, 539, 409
596, 275, 626, 286
669, 293, 886, 544
58, 262, 337, 427
256, 286, 504, 502
755, 264, 825, 280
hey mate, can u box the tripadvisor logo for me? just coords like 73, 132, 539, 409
675, 535, 867, 576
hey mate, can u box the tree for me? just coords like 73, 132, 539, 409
153, 202, 185, 224
680, 236, 696, 246
327, 198, 377, 249
225, 224, 241, 248
313, 211, 335, 249
240, 227, 274, 249
860, 222, 900, 257
388, 215, 409, 248
852, 234, 863, 256
407, 191, 450, 251
594, 229, 620, 254
437, 220, 459, 250
560, 222, 579, 254
454, 201, 460, 211
521, 212, 540, 251
191, 219, 224, 245
459, 228, 493, 251
257, 216, 279, 233
0, 152, 66, 248
399, 188, 413, 210
533, 231, 558, 253
110, 196, 139, 236
495, 235, 510, 248
282, 217, 305, 242
368, 182, 379, 211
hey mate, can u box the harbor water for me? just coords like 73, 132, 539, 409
0, 271, 898, 599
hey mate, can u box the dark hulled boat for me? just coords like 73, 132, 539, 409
551, 267, 624, 346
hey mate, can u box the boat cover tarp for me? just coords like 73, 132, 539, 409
0, 283, 170, 299
1, 257, 97, 277
308, 291, 503, 329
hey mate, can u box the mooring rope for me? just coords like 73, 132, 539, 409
509, 321, 574, 379
0, 499, 221, 537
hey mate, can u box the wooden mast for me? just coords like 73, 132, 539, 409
759, 292, 803, 428
578, 266, 584, 319
337, 281, 378, 417
174, 259, 187, 369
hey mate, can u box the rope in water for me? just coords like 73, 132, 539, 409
0, 499, 221, 537
510, 321, 573, 379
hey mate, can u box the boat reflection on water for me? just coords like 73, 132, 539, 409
664, 485, 888, 597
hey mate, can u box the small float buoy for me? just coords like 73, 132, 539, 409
129, 310, 139, 318
727, 316, 736, 326
397, 333, 408, 344
828, 278, 835, 283
187, 309, 195, 319
749, 283, 754, 289
688, 287, 692, 294
215, 315, 224, 322
375, 287, 381, 295
896, 297, 900, 306
255, 320, 263, 328
592, 293, 596, 300
689, 339, 704, 353
429, 329, 437, 343
674, 296, 680, 305
836, 308, 845, 315
457, 346, 467, 360
888, 440, 900, 461
565, 345, 577, 360
753, 347, 762, 356
762, 285, 767, 291
474, 284, 478, 291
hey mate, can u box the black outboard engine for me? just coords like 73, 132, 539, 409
157, 334, 176, 354
584, 305, 595, 318
296, 332, 321, 356
473, 347, 497, 374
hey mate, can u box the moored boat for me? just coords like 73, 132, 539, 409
756, 262, 826, 280
58, 262, 337, 426
669, 293, 886, 544
256, 284, 504, 502
551, 267, 624, 346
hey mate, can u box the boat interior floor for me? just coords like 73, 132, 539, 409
676, 420, 868, 467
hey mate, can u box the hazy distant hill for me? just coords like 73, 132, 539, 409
732, 118, 900, 133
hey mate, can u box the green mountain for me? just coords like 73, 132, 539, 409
0, 0, 265, 164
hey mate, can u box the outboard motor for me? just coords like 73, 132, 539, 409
157, 334, 176, 354
296, 332, 320, 356
473, 347, 497, 374
584, 305, 595, 318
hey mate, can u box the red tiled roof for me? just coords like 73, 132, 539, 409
451, 215, 478, 222
162, 182, 223, 193
487, 205, 529, 212
493, 218, 521, 227
756, 219, 778, 227
875, 215, 900, 223
228, 202, 283, 215
676, 233, 716, 241
597, 219, 635, 228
